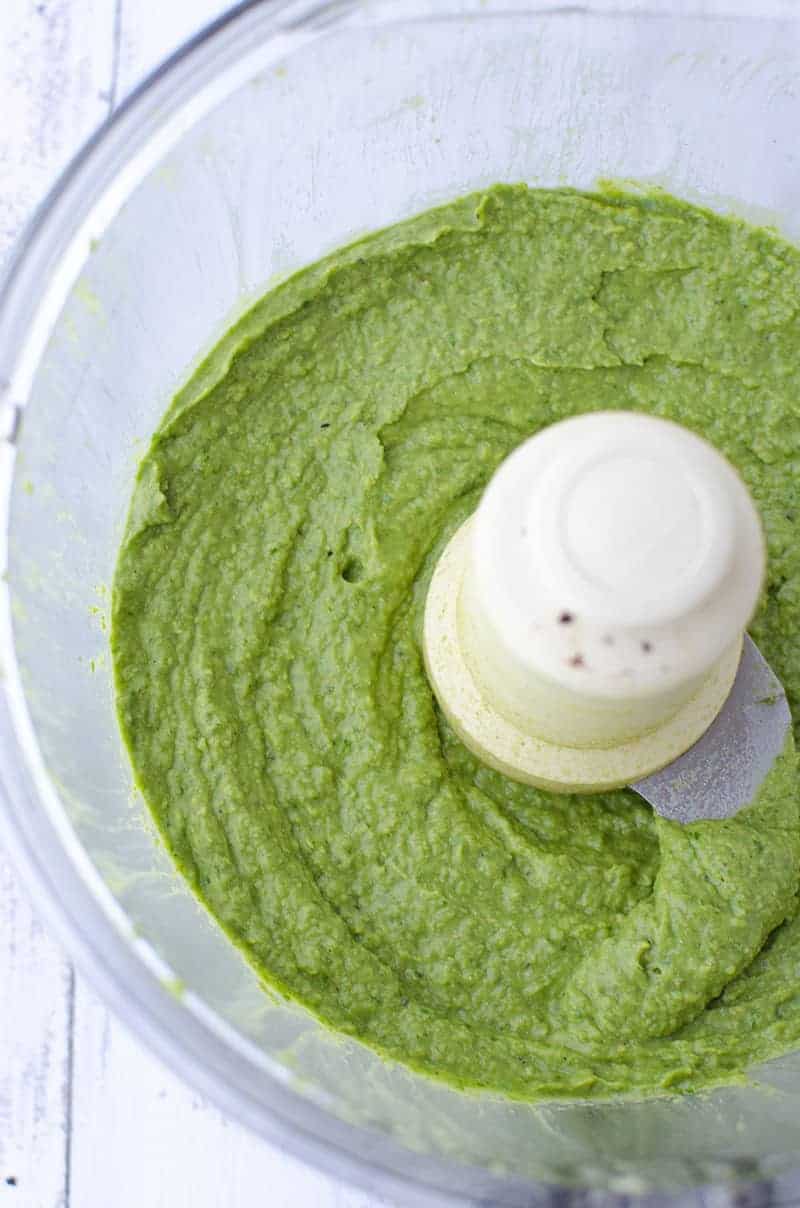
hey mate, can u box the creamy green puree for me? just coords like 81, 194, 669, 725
113, 185, 800, 1101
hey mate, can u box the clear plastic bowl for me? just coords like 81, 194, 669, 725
3, 2, 800, 1203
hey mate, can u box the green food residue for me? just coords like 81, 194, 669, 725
112, 185, 800, 1101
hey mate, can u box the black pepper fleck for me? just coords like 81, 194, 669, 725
320, 422, 331, 429
6, 1177, 17, 1187
559, 611, 574, 625
568, 654, 586, 668
641, 640, 653, 654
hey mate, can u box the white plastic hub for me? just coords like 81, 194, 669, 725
424, 412, 765, 791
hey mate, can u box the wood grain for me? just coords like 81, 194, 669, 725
0, 0, 115, 267
0, 4, 113, 1203
0, 855, 73, 1206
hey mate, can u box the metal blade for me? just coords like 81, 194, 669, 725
633, 636, 791, 824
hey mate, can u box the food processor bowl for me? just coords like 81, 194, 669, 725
3, 2, 800, 1203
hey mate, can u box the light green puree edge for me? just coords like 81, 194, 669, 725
112, 185, 800, 1102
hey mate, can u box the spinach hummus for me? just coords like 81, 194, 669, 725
112, 185, 800, 1101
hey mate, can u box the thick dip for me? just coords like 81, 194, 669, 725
112, 186, 800, 1101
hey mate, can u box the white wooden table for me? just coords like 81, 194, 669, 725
0, 4, 391, 1205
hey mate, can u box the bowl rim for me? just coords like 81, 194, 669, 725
2, 2, 800, 1205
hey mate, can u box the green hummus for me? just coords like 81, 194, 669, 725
112, 185, 800, 1101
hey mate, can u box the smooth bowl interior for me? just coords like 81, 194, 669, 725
4, 2, 800, 1202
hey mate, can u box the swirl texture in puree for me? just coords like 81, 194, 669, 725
113, 186, 800, 1100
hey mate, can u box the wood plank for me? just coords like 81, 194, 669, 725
0, 0, 115, 268
0, 2, 114, 1206
0, 854, 74, 1207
